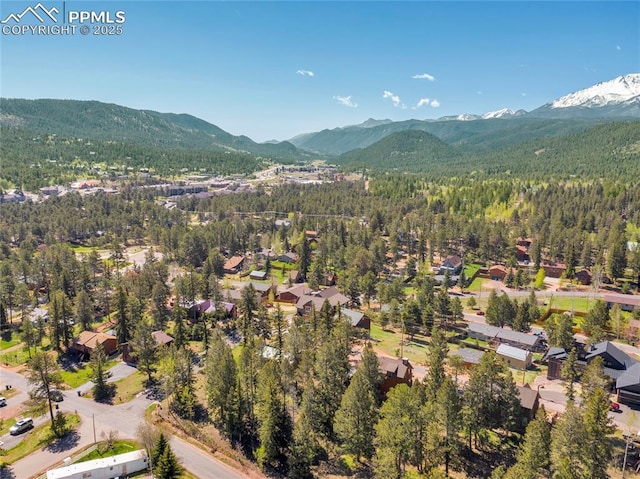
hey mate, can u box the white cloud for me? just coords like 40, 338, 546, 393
430, 99, 440, 107
296, 69, 314, 77
412, 73, 435, 81
415, 98, 431, 109
383, 90, 406, 108
521, 93, 527, 97
333, 95, 358, 108
616, 45, 622, 51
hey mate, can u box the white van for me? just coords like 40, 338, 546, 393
9, 418, 33, 435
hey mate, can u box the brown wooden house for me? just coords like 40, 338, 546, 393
71, 331, 117, 358
379, 357, 413, 394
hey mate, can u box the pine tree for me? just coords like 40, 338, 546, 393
75, 289, 94, 331
436, 377, 462, 476
171, 305, 188, 349
561, 347, 579, 402
505, 407, 551, 479
91, 343, 112, 401
360, 344, 382, 404
425, 326, 448, 401
115, 286, 130, 345
582, 387, 614, 479
153, 436, 183, 479
288, 411, 316, 479
550, 401, 587, 479
255, 361, 292, 471
205, 331, 238, 436
150, 433, 168, 473
334, 364, 378, 461
130, 319, 157, 383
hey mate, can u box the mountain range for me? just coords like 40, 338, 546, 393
1, 74, 639, 177
289, 74, 640, 155
0, 98, 310, 161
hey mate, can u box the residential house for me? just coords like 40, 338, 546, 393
71, 331, 117, 358
515, 245, 530, 262
542, 261, 566, 279
256, 248, 278, 261
439, 255, 463, 275
46, 449, 149, 479
278, 252, 298, 264
278, 285, 311, 304
466, 323, 543, 351
249, 282, 277, 303
541, 347, 569, 380
321, 272, 337, 286
450, 348, 485, 368
318, 286, 340, 298
516, 384, 540, 430
122, 331, 174, 363
289, 270, 304, 284
489, 265, 508, 281
575, 269, 592, 286
305, 230, 319, 241
295, 294, 349, 317
340, 308, 371, 331
187, 299, 238, 321
249, 270, 268, 281
496, 344, 532, 370
223, 255, 245, 274
544, 341, 636, 383
616, 363, 640, 405
379, 356, 413, 394
605, 294, 640, 313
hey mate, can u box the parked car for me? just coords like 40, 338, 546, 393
476, 311, 485, 316
9, 418, 33, 435
0, 397, 6, 407
49, 390, 64, 402
610, 401, 621, 412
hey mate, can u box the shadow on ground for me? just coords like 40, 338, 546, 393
0, 466, 17, 479
45, 430, 80, 453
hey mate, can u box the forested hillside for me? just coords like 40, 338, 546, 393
0, 128, 266, 190
0, 98, 310, 160
290, 116, 602, 155
336, 121, 640, 179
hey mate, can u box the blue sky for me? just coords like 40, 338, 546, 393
1, 1, 639, 141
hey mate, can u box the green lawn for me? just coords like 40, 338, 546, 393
78, 440, 140, 462
111, 371, 146, 405
0, 335, 21, 350
0, 413, 80, 466
1, 348, 33, 366
370, 323, 429, 365
60, 360, 118, 388
464, 263, 483, 279
467, 277, 489, 292
544, 295, 592, 314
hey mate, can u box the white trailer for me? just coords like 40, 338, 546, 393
47, 449, 149, 479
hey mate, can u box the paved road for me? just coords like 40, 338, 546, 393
1, 364, 256, 479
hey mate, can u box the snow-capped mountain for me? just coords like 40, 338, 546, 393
437, 109, 526, 121
482, 108, 527, 119
549, 74, 640, 109
530, 73, 640, 118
